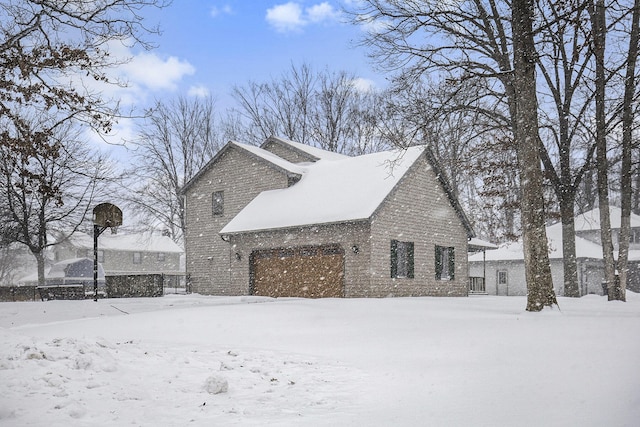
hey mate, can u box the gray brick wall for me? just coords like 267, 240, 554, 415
184, 145, 290, 294
261, 139, 314, 163
367, 154, 469, 297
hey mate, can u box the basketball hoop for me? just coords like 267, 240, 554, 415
92, 203, 123, 301
93, 203, 123, 230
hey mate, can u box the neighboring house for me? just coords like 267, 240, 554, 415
52, 231, 184, 278
469, 207, 640, 296
182, 136, 475, 298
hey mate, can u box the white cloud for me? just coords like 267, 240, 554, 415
78, 42, 196, 106
351, 77, 376, 92
121, 53, 195, 91
210, 5, 233, 18
266, 2, 340, 33
307, 2, 339, 23
187, 85, 210, 97
355, 12, 390, 34
266, 2, 305, 32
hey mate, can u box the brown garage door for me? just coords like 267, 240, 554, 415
250, 245, 344, 298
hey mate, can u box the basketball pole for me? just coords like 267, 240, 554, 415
93, 223, 108, 302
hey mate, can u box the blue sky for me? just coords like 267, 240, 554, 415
91, 1, 386, 147
113, 1, 384, 108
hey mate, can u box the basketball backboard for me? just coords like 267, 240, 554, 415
93, 203, 123, 229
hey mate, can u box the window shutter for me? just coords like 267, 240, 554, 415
390, 240, 398, 278
448, 247, 455, 280
407, 242, 414, 279
435, 245, 442, 280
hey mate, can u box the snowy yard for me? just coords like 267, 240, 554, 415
1, 294, 639, 426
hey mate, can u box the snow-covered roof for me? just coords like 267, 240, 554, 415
574, 206, 640, 231
62, 231, 183, 253
262, 136, 349, 162
468, 238, 499, 252
469, 207, 640, 262
19, 258, 105, 284
221, 146, 426, 234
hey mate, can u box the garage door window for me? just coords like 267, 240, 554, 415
391, 240, 414, 279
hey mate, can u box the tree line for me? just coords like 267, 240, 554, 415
1, 1, 639, 311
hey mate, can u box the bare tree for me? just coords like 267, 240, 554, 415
230, 63, 388, 154
614, 0, 640, 302
0, 0, 166, 201
589, 0, 618, 301
126, 95, 223, 244
0, 118, 112, 286
535, 0, 600, 297
512, 0, 558, 310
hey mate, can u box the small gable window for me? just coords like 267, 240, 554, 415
157, 252, 166, 262
435, 245, 455, 281
133, 252, 142, 264
391, 240, 414, 279
212, 191, 224, 216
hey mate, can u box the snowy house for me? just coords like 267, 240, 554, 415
52, 231, 183, 277
182, 136, 475, 298
468, 207, 640, 296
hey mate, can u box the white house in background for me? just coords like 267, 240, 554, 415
51, 231, 184, 277
469, 207, 640, 296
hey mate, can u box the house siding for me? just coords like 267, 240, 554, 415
184, 145, 290, 295
54, 245, 180, 275
368, 155, 469, 297
469, 259, 578, 296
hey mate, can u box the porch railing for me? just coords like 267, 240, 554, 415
469, 276, 486, 294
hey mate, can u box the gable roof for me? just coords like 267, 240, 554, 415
574, 206, 640, 231
261, 135, 349, 162
468, 206, 640, 262
220, 145, 475, 237
181, 141, 304, 194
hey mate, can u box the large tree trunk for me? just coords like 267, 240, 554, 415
590, 0, 617, 299
616, 0, 640, 302
560, 197, 580, 297
34, 250, 46, 288
512, 0, 558, 311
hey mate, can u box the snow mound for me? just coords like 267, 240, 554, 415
203, 374, 228, 394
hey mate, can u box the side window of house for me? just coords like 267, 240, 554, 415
97, 250, 104, 263
212, 191, 224, 216
157, 252, 166, 262
133, 252, 142, 264
435, 245, 455, 280
497, 270, 508, 285
391, 240, 414, 279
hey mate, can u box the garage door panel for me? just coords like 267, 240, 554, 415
251, 245, 344, 298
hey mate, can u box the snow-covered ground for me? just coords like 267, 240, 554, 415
1, 293, 639, 426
